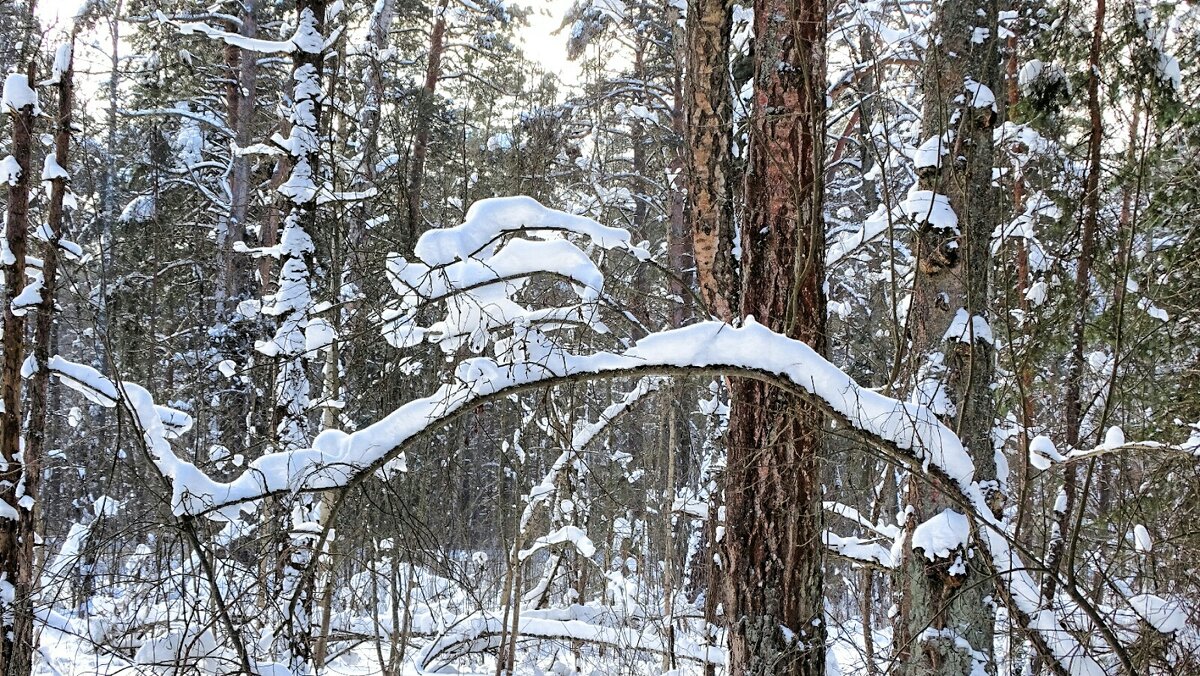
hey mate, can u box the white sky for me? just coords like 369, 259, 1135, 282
36, 0, 579, 80
34, 0, 83, 34
519, 0, 579, 82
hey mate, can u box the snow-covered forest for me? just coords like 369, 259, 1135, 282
0, 0, 1197, 673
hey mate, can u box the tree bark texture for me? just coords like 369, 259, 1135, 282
684, 0, 739, 322
0, 71, 36, 676
723, 0, 828, 673
407, 0, 451, 238
895, 0, 1001, 673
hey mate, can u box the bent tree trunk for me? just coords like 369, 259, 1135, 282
722, 0, 828, 673
894, 0, 1000, 674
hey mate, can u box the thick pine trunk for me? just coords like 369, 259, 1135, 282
0, 71, 36, 676
684, 0, 738, 322
214, 2, 259, 462
894, 0, 1000, 674
722, 0, 828, 673
225, 1, 258, 305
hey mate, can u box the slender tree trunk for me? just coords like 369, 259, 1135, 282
99, 2, 122, 351
22, 37, 75, 676
684, 0, 738, 322
406, 0, 450, 237
668, 18, 693, 329
348, 0, 394, 259
0, 68, 36, 676
894, 0, 1000, 673
661, 398, 679, 671
1004, 26, 1039, 545
270, 1, 326, 670
225, 1, 258, 305
722, 0, 828, 673
1041, 0, 1105, 610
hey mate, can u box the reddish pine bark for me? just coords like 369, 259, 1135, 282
407, 0, 451, 238
722, 0, 828, 673
0, 70, 36, 676
684, 0, 738, 322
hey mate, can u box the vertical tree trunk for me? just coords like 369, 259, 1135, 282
684, 0, 738, 322
268, 0, 326, 670
348, 0, 394, 259
1005, 22, 1038, 545
99, 1, 122, 349
722, 0, 828, 673
23, 37, 75, 676
214, 1, 259, 462
894, 0, 1000, 673
0, 69, 36, 676
1041, 0, 1105, 610
630, 20, 648, 234
223, 1, 258, 309
682, 4, 740, 649
406, 0, 450, 237
668, 13, 694, 328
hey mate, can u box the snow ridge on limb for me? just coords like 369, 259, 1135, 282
416, 606, 726, 671
162, 7, 335, 54
413, 195, 651, 265
383, 197, 646, 355
45, 358, 195, 482
140, 319, 976, 517
52, 323, 1104, 674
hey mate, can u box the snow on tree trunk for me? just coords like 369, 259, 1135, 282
22, 36, 74, 676
0, 68, 37, 676
895, 0, 1001, 673
722, 0, 828, 672
253, 0, 327, 669
214, 1, 260, 463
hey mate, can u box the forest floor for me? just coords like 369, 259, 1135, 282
34, 611, 892, 675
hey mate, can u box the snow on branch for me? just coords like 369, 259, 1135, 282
2, 74, 41, 115
1028, 426, 1200, 471
823, 501, 901, 540
47, 193, 1107, 674
413, 196, 650, 266
823, 531, 894, 569
162, 7, 333, 54
417, 606, 725, 671
383, 196, 648, 355
46, 357, 196, 486
518, 525, 596, 561
151, 319, 982, 519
